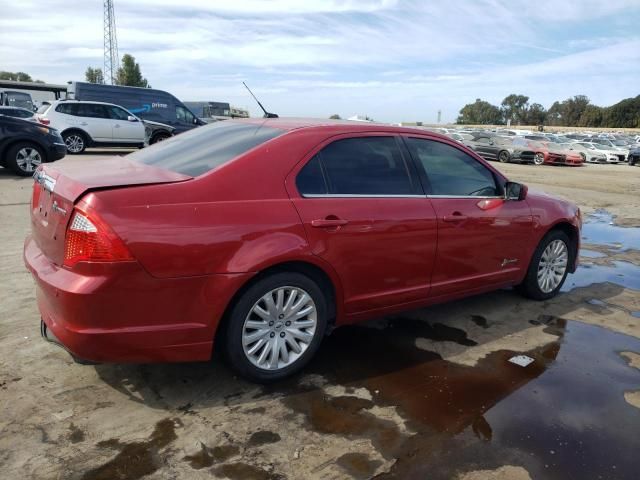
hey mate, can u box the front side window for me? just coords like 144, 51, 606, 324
406, 138, 498, 197
296, 136, 414, 196
176, 105, 195, 124
106, 105, 131, 120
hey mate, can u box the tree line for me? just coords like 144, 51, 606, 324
457, 94, 640, 128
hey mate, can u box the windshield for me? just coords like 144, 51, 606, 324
613, 140, 628, 146
127, 121, 285, 177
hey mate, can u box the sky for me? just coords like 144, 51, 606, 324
1, 0, 639, 123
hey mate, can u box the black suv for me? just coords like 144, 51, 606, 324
0, 115, 66, 176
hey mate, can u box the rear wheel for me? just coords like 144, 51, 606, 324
498, 150, 510, 163
223, 272, 327, 383
533, 152, 545, 165
517, 230, 571, 300
63, 131, 87, 154
6, 142, 45, 176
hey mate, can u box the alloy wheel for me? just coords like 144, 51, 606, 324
534, 153, 545, 165
537, 239, 568, 293
15, 147, 42, 173
242, 286, 317, 371
65, 134, 84, 153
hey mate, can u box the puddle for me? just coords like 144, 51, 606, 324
563, 261, 640, 291
578, 249, 606, 259
581, 210, 640, 249
281, 316, 640, 480
81, 418, 182, 480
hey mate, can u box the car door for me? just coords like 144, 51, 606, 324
404, 136, 534, 297
106, 105, 144, 143
471, 137, 497, 160
288, 134, 438, 315
76, 103, 112, 141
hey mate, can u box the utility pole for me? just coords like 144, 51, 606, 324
103, 0, 119, 85
437, 110, 442, 123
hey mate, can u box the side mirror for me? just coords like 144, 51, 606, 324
127, 115, 138, 122
505, 181, 527, 201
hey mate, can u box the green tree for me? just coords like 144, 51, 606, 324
602, 95, 640, 128
85, 67, 104, 84
115, 54, 149, 87
456, 98, 503, 125
329, 114, 341, 119
0, 71, 42, 82
524, 102, 546, 125
578, 105, 603, 127
500, 94, 529, 125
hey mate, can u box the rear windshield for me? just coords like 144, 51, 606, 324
127, 121, 284, 176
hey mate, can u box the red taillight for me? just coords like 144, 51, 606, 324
38, 117, 50, 126
32, 181, 42, 208
63, 208, 134, 267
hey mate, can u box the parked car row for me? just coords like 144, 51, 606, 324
434, 127, 640, 167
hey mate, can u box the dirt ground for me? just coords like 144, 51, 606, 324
1, 152, 639, 480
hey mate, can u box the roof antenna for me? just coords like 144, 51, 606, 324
243, 82, 278, 118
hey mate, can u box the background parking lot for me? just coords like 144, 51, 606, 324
1, 152, 639, 479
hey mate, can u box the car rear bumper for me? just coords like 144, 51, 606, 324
24, 234, 252, 363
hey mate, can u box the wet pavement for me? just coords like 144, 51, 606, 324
2, 186, 640, 479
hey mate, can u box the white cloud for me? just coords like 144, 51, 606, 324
1, 0, 639, 121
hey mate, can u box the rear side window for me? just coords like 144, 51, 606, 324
55, 103, 79, 115
127, 121, 284, 177
296, 136, 414, 196
77, 103, 108, 119
406, 138, 498, 197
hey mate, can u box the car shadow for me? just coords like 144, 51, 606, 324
93, 282, 627, 412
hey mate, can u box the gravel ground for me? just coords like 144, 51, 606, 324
1, 152, 639, 480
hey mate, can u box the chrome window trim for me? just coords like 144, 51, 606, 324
301, 194, 505, 199
301, 194, 426, 199
427, 195, 503, 199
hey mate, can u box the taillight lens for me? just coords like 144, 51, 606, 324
63, 208, 134, 267
38, 117, 50, 126
32, 181, 42, 208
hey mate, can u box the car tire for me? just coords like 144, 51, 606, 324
533, 152, 545, 165
498, 150, 510, 163
222, 272, 328, 383
63, 131, 87, 154
6, 142, 45, 176
150, 132, 171, 144
516, 230, 572, 301
578, 152, 586, 162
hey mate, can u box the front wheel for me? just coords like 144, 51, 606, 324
223, 272, 327, 383
150, 132, 171, 144
517, 230, 571, 300
7, 142, 45, 176
533, 152, 545, 165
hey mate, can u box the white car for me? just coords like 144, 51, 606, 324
591, 138, 630, 160
38, 100, 146, 154
561, 143, 607, 163
578, 142, 625, 163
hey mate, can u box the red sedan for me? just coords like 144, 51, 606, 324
24, 119, 581, 382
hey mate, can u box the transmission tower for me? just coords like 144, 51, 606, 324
103, 0, 119, 85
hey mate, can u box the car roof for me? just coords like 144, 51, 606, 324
53, 99, 123, 108
0, 106, 32, 111
232, 117, 457, 138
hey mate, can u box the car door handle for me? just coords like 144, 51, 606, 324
311, 218, 349, 228
114, 124, 121, 128
443, 212, 468, 222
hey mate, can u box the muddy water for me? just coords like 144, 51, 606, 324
283, 315, 640, 479
281, 212, 640, 478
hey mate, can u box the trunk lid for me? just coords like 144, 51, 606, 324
30, 157, 191, 266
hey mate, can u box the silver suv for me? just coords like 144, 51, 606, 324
38, 100, 146, 154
